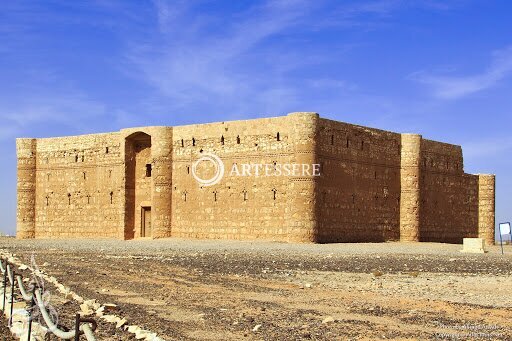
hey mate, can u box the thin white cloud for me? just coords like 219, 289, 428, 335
0, 79, 109, 140
125, 0, 318, 112
463, 136, 512, 160
410, 46, 512, 99
152, 0, 190, 34
125, 0, 459, 116
309, 79, 358, 91
314, 0, 457, 30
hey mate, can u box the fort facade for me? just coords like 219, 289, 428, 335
16, 112, 495, 244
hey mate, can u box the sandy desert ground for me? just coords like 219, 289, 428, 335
1, 237, 511, 340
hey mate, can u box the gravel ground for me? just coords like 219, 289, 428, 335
0, 322, 16, 341
1, 237, 511, 340
1, 237, 510, 256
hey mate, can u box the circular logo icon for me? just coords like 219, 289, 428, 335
192, 152, 225, 186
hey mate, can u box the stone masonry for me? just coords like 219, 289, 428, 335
16, 112, 496, 244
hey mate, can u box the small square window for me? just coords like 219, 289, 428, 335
146, 164, 152, 177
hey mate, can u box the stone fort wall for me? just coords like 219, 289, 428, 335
17, 133, 123, 239
16, 112, 495, 244
316, 118, 402, 243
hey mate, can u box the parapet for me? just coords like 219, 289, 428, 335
16, 138, 37, 158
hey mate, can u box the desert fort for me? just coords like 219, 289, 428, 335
16, 112, 495, 244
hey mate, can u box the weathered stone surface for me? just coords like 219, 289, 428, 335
400, 134, 421, 242
478, 174, 495, 246
16, 112, 495, 243
461, 238, 486, 253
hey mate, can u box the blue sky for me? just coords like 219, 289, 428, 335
1, 0, 511, 239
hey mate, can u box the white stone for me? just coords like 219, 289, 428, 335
322, 316, 334, 324
461, 238, 486, 253
116, 318, 127, 328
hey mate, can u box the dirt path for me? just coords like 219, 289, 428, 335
1, 238, 511, 340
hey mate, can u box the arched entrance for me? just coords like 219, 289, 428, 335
125, 132, 152, 239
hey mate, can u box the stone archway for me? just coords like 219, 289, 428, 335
124, 132, 152, 239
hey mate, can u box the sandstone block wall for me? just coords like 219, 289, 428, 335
419, 139, 479, 243
399, 134, 421, 242
171, 112, 318, 242
24, 133, 124, 238
478, 174, 495, 246
121, 127, 173, 240
317, 119, 401, 242
16, 112, 496, 244
16, 138, 37, 239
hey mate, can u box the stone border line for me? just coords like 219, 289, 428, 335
0, 250, 166, 341
1, 258, 97, 340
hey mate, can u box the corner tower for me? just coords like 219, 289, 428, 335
16, 138, 37, 239
399, 134, 422, 242
286, 112, 320, 242
477, 174, 495, 245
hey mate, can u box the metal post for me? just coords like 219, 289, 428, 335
74, 313, 81, 341
27, 285, 36, 341
2, 260, 7, 313
73, 313, 97, 340
499, 225, 504, 255
9, 270, 15, 327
